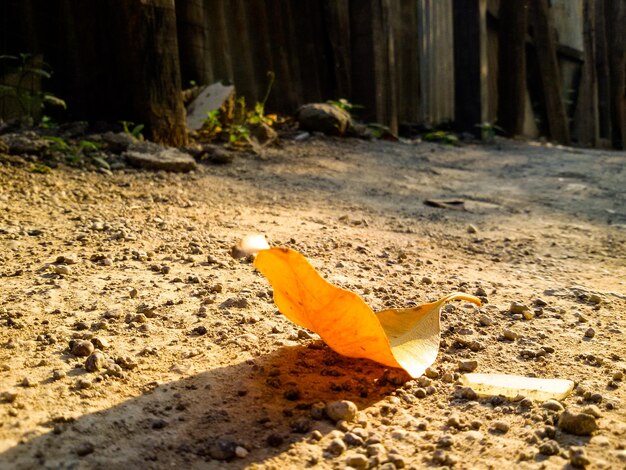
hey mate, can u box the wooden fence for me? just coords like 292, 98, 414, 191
1, 0, 625, 148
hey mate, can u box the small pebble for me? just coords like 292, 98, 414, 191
129, 288, 138, 298
437, 434, 454, 448
569, 446, 590, 468
491, 421, 509, 433
85, 351, 108, 372
345, 453, 369, 469
234, 446, 248, 458
458, 360, 478, 372
467, 224, 478, 234
91, 337, 109, 350
478, 315, 493, 326
75, 441, 95, 456
538, 439, 560, 456
588, 294, 602, 304
326, 437, 347, 456
509, 301, 529, 315
425, 367, 439, 379
503, 329, 519, 341
52, 370, 66, 381
52, 265, 72, 275
584, 328, 595, 338
71, 340, 95, 357
558, 410, 598, 436
541, 399, 564, 412
325, 400, 358, 422
582, 405, 601, 418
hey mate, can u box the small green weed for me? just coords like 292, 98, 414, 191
0, 53, 66, 124
29, 163, 51, 174
475, 122, 503, 143
200, 72, 278, 146
423, 130, 459, 145
120, 121, 145, 140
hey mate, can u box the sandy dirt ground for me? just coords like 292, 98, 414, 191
0, 136, 625, 469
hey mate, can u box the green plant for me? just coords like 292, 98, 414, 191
40, 115, 58, 129
43, 136, 101, 166
0, 53, 66, 124
475, 121, 503, 143
29, 163, 51, 174
327, 98, 363, 114
423, 130, 459, 146
120, 120, 145, 140
200, 71, 278, 146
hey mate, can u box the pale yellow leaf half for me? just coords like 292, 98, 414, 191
254, 247, 481, 377
460, 373, 575, 401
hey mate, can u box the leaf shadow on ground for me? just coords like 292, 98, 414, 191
0, 344, 411, 469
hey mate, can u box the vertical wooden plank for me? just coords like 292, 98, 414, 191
381, 0, 398, 134
605, 0, 626, 149
176, 0, 209, 85
395, 0, 420, 123
205, 0, 233, 84
292, 0, 324, 103
594, 0, 611, 142
349, 0, 377, 122
453, 0, 489, 133
497, 0, 529, 136
529, 0, 570, 144
225, 0, 258, 101
418, 0, 431, 125
324, 0, 352, 99
443, 0, 455, 122
574, 0, 598, 146
245, 0, 276, 108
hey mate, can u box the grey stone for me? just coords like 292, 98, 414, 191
296, 103, 351, 136
124, 147, 197, 172
100, 132, 138, 154
3, 131, 49, 155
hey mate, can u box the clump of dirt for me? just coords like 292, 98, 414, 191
0, 134, 625, 469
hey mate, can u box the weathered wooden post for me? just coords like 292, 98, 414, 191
498, 1, 530, 137
529, 0, 570, 145
452, 0, 489, 136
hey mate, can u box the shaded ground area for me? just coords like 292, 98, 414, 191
1, 137, 625, 469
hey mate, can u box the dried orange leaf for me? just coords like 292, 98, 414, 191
254, 247, 481, 377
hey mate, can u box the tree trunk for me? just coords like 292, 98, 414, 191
115, 0, 188, 146
497, 0, 529, 136
605, 0, 626, 149
529, 0, 570, 144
